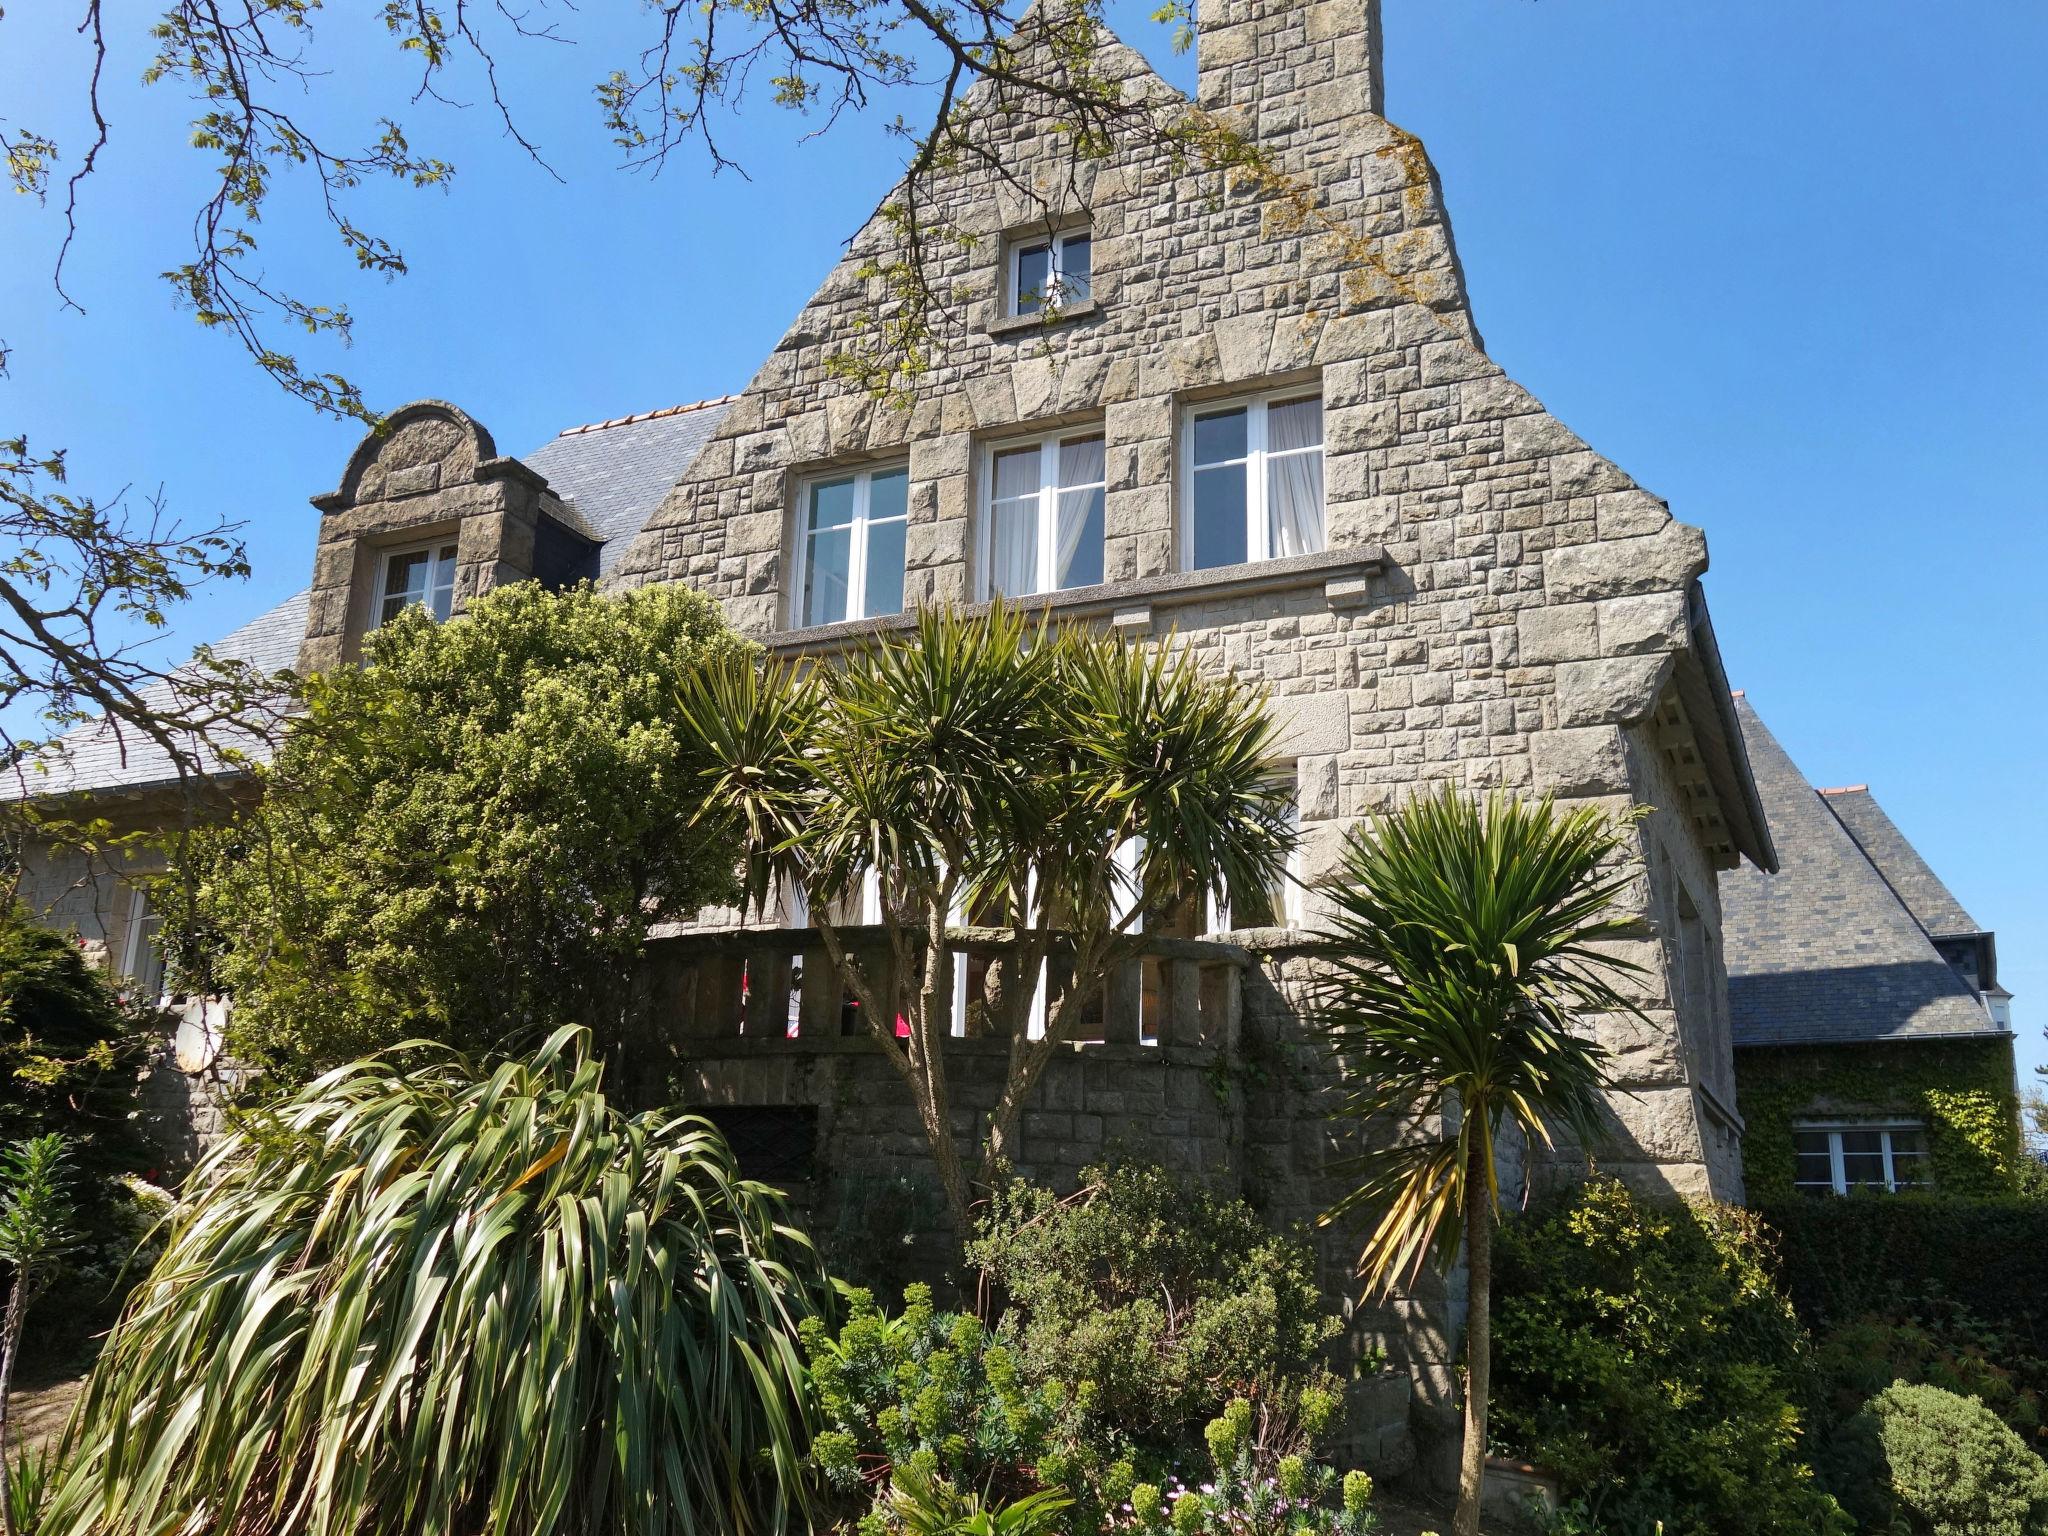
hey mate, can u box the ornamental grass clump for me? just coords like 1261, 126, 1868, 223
41, 1027, 825, 1536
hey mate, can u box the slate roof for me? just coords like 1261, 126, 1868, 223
25, 590, 309, 800
1721, 694, 2000, 1047
29, 398, 733, 799
523, 398, 734, 576
1819, 785, 1981, 938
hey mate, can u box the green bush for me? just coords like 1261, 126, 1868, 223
0, 903, 148, 1190
801, 1283, 1129, 1532
1868, 1382, 2048, 1536
1120, 1395, 1381, 1536
173, 581, 748, 1079
967, 1164, 1342, 1464
0, 905, 156, 1352
1760, 1198, 2048, 1341
1812, 1300, 2048, 1453
1490, 1177, 1847, 1536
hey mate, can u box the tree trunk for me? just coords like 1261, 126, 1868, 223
1454, 1142, 1494, 1536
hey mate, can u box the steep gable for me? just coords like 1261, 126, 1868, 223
1722, 696, 1993, 1046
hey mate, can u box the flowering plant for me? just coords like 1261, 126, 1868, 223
1117, 1394, 1379, 1536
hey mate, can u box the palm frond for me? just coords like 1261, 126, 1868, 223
1314, 787, 1645, 1294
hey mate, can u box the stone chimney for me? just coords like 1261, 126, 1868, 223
1196, 0, 1385, 134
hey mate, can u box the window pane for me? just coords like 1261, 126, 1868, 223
429, 545, 459, 622
1193, 408, 1247, 466
1269, 396, 1323, 453
866, 466, 909, 525
993, 445, 1040, 503
1054, 436, 1105, 590
1193, 463, 1248, 570
1888, 1128, 1930, 1189
1015, 243, 1051, 315
1268, 449, 1325, 558
1055, 486, 1104, 589
1793, 1131, 1837, 1193
1057, 234, 1091, 303
804, 526, 853, 625
1838, 1129, 1887, 1189
863, 516, 906, 618
989, 498, 1038, 597
807, 476, 857, 531
380, 549, 430, 625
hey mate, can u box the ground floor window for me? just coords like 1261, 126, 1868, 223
1793, 1121, 1929, 1194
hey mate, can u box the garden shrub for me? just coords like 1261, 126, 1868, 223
1490, 1177, 1847, 1536
802, 1283, 1132, 1532
967, 1163, 1342, 1465
1118, 1395, 1381, 1536
1812, 1299, 2048, 1452
1760, 1197, 2048, 1342
1867, 1382, 2048, 1536
172, 581, 748, 1078
0, 904, 156, 1354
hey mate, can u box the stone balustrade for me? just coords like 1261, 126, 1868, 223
640, 923, 1250, 1049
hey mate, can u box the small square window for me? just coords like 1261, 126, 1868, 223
1184, 391, 1324, 571
795, 463, 910, 627
983, 429, 1106, 598
375, 540, 459, 627
1009, 228, 1092, 318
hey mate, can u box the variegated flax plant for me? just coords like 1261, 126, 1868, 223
41, 1026, 825, 1536
1313, 787, 1645, 1536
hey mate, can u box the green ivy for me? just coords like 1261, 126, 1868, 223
1735, 1039, 2022, 1199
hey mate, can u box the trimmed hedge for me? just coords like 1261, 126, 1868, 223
1759, 1196, 2048, 1338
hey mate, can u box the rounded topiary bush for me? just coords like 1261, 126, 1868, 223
1871, 1381, 2048, 1536
42, 1027, 825, 1536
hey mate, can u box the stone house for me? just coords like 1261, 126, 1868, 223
1720, 695, 2021, 1201
17, 0, 1791, 1472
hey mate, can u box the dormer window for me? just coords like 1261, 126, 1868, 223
375, 539, 459, 626
1009, 228, 1092, 317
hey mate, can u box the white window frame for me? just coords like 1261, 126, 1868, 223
1205, 770, 1304, 934
1793, 1121, 1930, 1196
790, 462, 910, 629
1179, 388, 1326, 572
371, 536, 459, 628
1008, 227, 1092, 317
977, 427, 1108, 600
118, 884, 166, 1002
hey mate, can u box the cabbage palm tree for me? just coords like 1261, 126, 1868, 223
1314, 788, 1643, 1536
677, 604, 1293, 1234
43, 1027, 824, 1536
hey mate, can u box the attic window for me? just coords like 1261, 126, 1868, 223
375, 539, 459, 626
1009, 228, 1091, 317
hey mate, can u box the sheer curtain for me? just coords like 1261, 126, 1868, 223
1265, 397, 1325, 558
989, 447, 1040, 596
1054, 436, 1105, 589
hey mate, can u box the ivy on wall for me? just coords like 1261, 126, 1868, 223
1736, 1038, 2022, 1200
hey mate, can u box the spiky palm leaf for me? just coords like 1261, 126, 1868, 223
43, 1028, 824, 1536
1316, 787, 1644, 1293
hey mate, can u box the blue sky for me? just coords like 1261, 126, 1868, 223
4, 2, 2043, 1081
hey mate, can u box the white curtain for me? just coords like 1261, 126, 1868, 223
1266, 398, 1325, 557
989, 447, 1040, 595
1054, 436, 1105, 588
